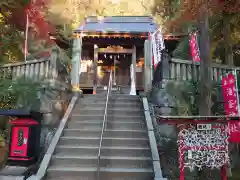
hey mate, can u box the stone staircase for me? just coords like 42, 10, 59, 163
45, 94, 154, 180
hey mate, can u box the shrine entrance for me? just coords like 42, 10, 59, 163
93, 45, 136, 94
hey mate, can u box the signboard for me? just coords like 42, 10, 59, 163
80, 63, 87, 72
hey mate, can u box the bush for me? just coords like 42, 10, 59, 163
165, 80, 224, 116
0, 76, 56, 111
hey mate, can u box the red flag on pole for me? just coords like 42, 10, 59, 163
189, 33, 200, 62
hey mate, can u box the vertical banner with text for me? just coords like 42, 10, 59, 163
221, 73, 240, 142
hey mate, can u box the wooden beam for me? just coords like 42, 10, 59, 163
82, 37, 145, 47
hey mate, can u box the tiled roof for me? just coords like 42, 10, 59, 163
75, 16, 158, 33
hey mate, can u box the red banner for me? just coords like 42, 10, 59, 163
221, 73, 240, 142
189, 33, 200, 62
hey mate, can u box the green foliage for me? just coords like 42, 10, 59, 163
0, 0, 30, 8
0, 134, 5, 148
172, 36, 191, 60
0, 0, 32, 64
166, 81, 225, 116
0, 76, 57, 111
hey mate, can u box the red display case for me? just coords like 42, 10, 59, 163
0, 110, 42, 166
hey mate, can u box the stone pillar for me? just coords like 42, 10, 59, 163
71, 35, 82, 92
144, 40, 152, 93
50, 47, 58, 87
150, 51, 177, 140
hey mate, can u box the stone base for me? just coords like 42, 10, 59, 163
0, 175, 24, 180
0, 166, 27, 176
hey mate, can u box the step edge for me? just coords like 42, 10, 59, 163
60, 137, 148, 140
52, 155, 152, 161
56, 145, 150, 150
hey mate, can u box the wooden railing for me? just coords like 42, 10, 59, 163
169, 58, 240, 81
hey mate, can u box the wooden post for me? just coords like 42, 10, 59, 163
93, 44, 98, 94
71, 36, 81, 92
221, 165, 227, 180
130, 46, 136, 95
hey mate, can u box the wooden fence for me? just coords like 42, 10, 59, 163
169, 58, 240, 81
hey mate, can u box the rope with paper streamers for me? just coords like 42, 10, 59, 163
177, 124, 229, 171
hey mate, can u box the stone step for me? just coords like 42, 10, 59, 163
100, 156, 152, 169
55, 146, 151, 157
66, 121, 102, 130
63, 129, 101, 137
76, 101, 142, 108
63, 129, 148, 138
83, 94, 139, 99
58, 137, 100, 146
99, 168, 153, 180
46, 167, 96, 180
80, 98, 140, 104
46, 167, 153, 180
70, 114, 145, 121
73, 105, 143, 111
50, 155, 97, 168
73, 108, 143, 116
67, 121, 146, 130
102, 138, 150, 148
50, 155, 152, 169
59, 137, 149, 148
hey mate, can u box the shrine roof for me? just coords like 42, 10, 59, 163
75, 16, 158, 34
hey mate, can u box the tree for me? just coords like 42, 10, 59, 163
0, 0, 30, 63
0, 0, 56, 63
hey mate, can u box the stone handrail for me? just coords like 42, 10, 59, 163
0, 47, 70, 85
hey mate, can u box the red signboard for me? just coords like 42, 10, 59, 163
221, 73, 240, 142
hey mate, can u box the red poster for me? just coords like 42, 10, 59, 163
10, 127, 29, 157
221, 73, 240, 142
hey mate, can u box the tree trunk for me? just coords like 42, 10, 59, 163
197, 5, 212, 178
198, 5, 212, 116
223, 11, 234, 66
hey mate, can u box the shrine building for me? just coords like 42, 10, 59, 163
72, 16, 184, 94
